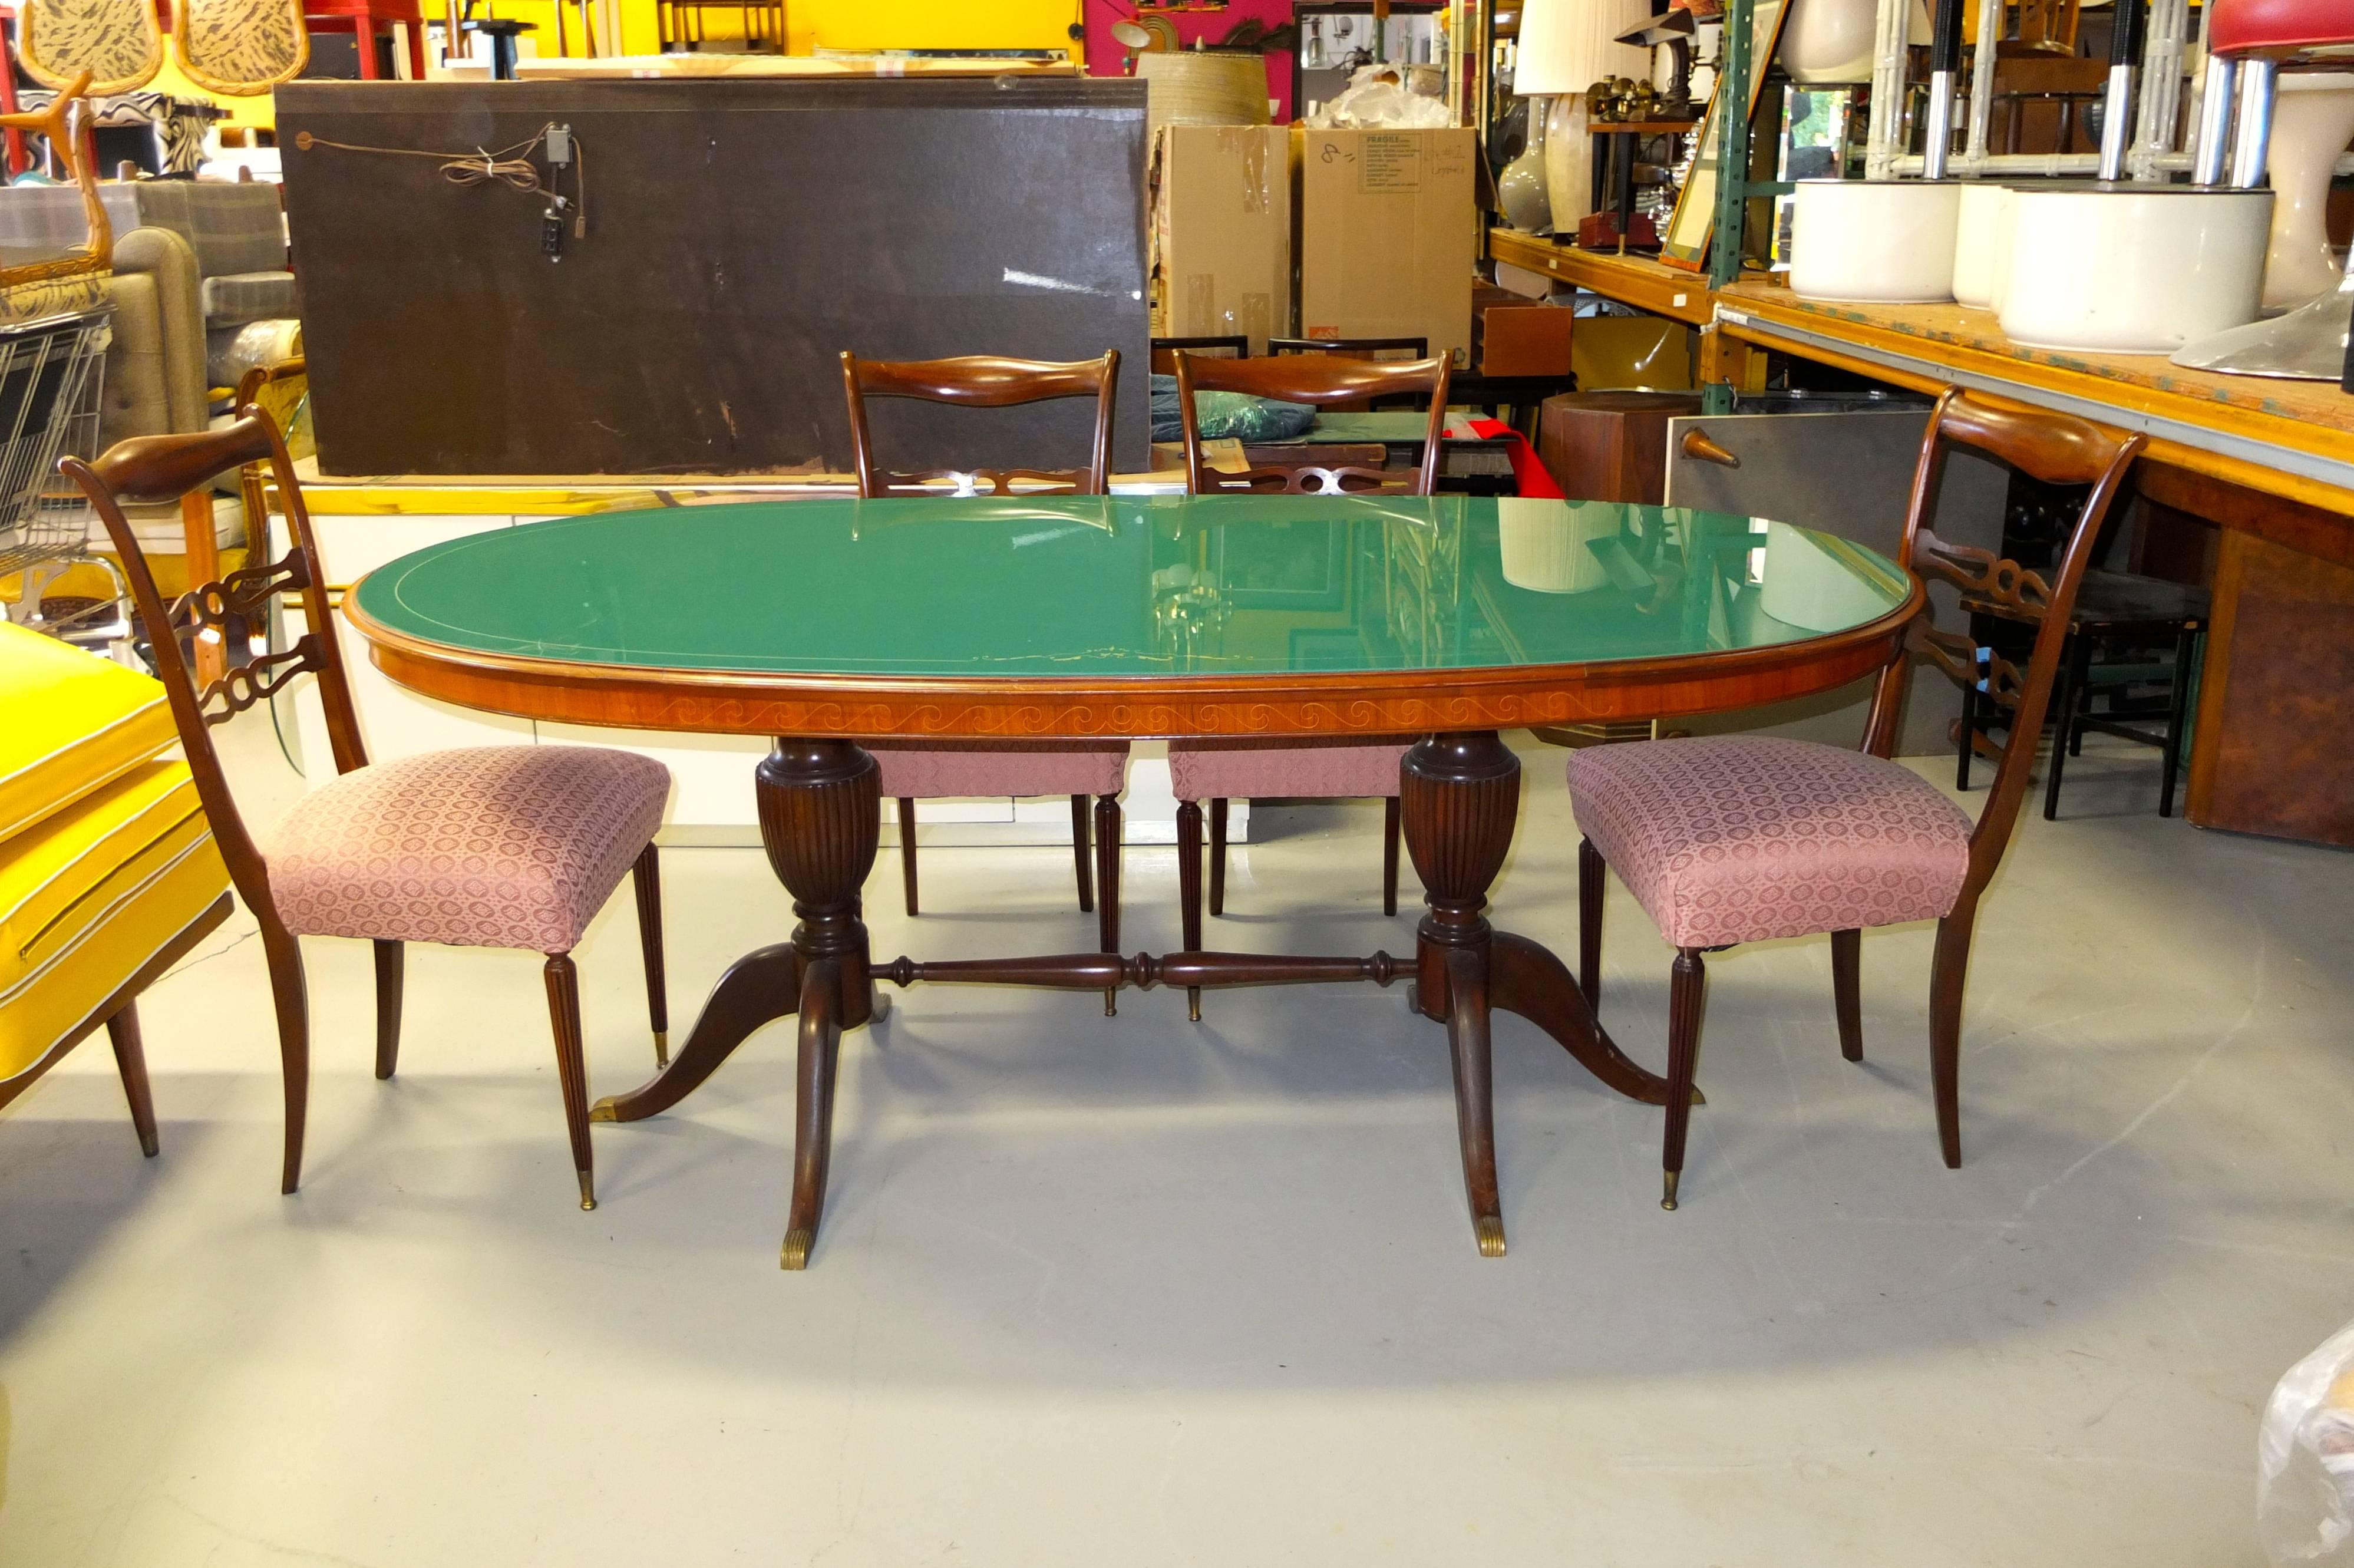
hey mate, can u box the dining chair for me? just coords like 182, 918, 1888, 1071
838, 351, 1130, 983
1956, 568, 2207, 820
1166, 349, 1451, 1019
1150, 335, 1248, 375
1566, 389, 2144, 1209
65, 412, 672, 1210
1267, 336, 1431, 361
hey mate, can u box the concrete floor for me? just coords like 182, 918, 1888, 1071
2, 715, 2349, 1567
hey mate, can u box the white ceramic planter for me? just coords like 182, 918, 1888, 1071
2263, 74, 2354, 308
1789, 180, 1960, 302
1999, 187, 2273, 354
1951, 182, 2012, 309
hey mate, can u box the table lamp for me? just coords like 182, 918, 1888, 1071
1516, 0, 1653, 235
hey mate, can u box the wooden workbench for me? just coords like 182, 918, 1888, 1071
1493, 227, 2354, 846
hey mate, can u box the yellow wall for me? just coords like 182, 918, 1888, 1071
160, 0, 1081, 132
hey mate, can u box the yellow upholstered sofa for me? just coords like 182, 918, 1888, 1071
0, 621, 231, 1152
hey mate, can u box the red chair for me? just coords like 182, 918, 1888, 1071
2193, 0, 2354, 186
305, 0, 428, 78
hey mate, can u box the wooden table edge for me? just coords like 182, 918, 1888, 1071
343, 572, 1926, 740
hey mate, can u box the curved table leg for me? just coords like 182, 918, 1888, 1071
781, 958, 844, 1270
1444, 946, 1505, 1257
1400, 733, 1518, 1259
1490, 932, 1696, 1108
591, 943, 803, 1123
595, 737, 880, 1135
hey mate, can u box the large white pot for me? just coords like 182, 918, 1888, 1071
1999, 187, 2273, 353
1782, 0, 1932, 83
2263, 73, 2354, 309
1789, 180, 1960, 302
1951, 182, 2012, 309
1781, 0, 1877, 83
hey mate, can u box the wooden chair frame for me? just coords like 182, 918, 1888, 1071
1173, 351, 1452, 497
1579, 388, 2145, 1203
1168, 349, 1452, 1016
1149, 335, 1247, 376
839, 350, 1119, 499
63, 412, 669, 1207
837, 349, 1127, 1001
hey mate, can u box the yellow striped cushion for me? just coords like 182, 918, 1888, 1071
0, 623, 180, 846
0, 761, 229, 1084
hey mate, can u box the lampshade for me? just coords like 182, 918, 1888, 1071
1515, 0, 1653, 97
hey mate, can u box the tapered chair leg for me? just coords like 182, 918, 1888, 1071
1956, 681, 1976, 791
1095, 794, 1121, 1016
2044, 636, 2091, 821
632, 843, 669, 1065
1177, 800, 1204, 1022
106, 1003, 159, 1158
371, 939, 404, 1080
1576, 837, 1604, 1016
543, 953, 596, 1210
2160, 624, 2197, 818
260, 926, 310, 1195
1831, 927, 1863, 1062
1382, 795, 1401, 916
1928, 902, 1979, 1170
897, 797, 920, 916
1071, 794, 1095, 914
1209, 798, 1229, 916
1661, 948, 1706, 1210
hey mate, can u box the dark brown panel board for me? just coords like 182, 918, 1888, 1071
278, 78, 1151, 477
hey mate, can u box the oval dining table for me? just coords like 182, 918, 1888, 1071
343, 492, 1923, 1269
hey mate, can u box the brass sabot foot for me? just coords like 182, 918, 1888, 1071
652, 1029, 669, 1068
1475, 1215, 1506, 1258
578, 1171, 597, 1211
1187, 993, 1202, 1024
781, 1228, 814, 1271
588, 1097, 619, 1123
1661, 1170, 1681, 1212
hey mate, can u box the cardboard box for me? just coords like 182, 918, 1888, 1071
1297, 127, 1478, 369
1150, 126, 1293, 356
1473, 286, 1574, 377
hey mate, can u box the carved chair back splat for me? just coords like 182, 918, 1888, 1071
1860, 388, 2146, 902
1173, 351, 1452, 498
63, 409, 366, 928
838, 351, 1120, 499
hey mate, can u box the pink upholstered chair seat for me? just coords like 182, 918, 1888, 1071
266, 746, 670, 953
1168, 737, 1411, 801
866, 739, 1128, 798
1567, 736, 1973, 951
2208, 0, 2354, 55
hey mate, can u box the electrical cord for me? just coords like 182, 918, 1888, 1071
295, 122, 586, 237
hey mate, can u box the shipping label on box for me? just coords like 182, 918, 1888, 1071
1297, 127, 1477, 369
1150, 126, 1294, 356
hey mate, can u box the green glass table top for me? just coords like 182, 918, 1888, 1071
349, 494, 1913, 681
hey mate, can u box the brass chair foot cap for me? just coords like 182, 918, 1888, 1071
588, 1099, 619, 1123
1475, 1216, 1506, 1257
1662, 1170, 1681, 1210
578, 1173, 596, 1210
781, 1229, 814, 1270
653, 1029, 669, 1067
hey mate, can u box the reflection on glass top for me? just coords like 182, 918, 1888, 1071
350, 495, 1913, 679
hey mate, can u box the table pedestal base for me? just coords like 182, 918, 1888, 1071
590, 733, 1692, 1269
